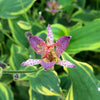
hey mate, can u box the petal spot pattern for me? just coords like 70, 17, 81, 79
21, 59, 41, 66
56, 36, 71, 57
41, 61, 55, 70
57, 60, 75, 68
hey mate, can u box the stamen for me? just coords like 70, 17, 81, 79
42, 49, 49, 59
46, 37, 49, 43
37, 45, 42, 48
43, 58, 49, 62
46, 42, 61, 48
38, 41, 46, 46
37, 50, 43, 53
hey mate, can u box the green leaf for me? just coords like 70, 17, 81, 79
29, 87, 58, 100
58, 0, 74, 6
0, 55, 8, 62
0, 31, 4, 43
61, 52, 100, 100
17, 20, 32, 30
0, 0, 36, 18
64, 4, 75, 13
0, 75, 13, 84
0, 83, 14, 100
58, 0, 75, 13
0, 67, 2, 78
67, 20, 100, 54
9, 44, 28, 70
51, 24, 69, 40
18, 66, 38, 81
13, 84, 29, 100
36, 24, 69, 42
72, 9, 100, 23
96, 74, 100, 80
8, 18, 29, 48
60, 75, 71, 90
30, 70, 62, 96
94, 48, 100, 52
76, 0, 86, 8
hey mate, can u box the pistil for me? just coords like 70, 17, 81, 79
37, 38, 61, 62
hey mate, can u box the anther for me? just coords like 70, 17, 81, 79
46, 37, 49, 43
37, 45, 42, 48
37, 50, 43, 53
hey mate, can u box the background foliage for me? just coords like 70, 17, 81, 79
0, 0, 100, 100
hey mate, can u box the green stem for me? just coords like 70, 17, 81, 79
2, 41, 6, 51
3, 69, 39, 74
0, 44, 3, 56
20, 0, 30, 22
96, 0, 99, 10
0, 19, 16, 44
2, 30, 17, 44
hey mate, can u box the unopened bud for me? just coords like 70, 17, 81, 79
13, 73, 20, 81
25, 32, 32, 38
0, 62, 7, 69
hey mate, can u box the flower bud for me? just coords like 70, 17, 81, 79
0, 62, 7, 69
13, 73, 20, 81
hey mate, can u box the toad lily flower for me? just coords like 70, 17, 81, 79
45, 0, 61, 15
21, 24, 75, 70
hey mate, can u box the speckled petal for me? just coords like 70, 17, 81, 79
57, 60, 75, 68
46, 1, 51, 8
47, 24, 54, 44
41, 61, 55, 70
52, 9, 58, 13
56, 36, 71, 57
29, 36, 46, 55
45, 8, 50, 12
52, 0, 56, 3
55, 2, 60, 8
21, 59, 41, 66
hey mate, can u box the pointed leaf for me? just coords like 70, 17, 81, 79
8, 18, 29, 48
29, 87, 58, 100
17, 20, 32, 30
51, 24, 69, 40
67, 20, 100, 54
61, 52, 100, 100
0, 83, 14, 100
0, 0, 36, 18
9, 44, 28, 70
30, 70, 61, 96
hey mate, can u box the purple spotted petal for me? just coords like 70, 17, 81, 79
52, 9, 58, 13
29, 36, 46, 55
52, 0, 56, 3
46, 1, 51, 8
56, 36, 71, 57
45, 8, 50, 12
21, 59, 41, 66
47, 24, 53, 44
57, 60, 75, 68
41, 61, 55, 70
55, 2, 60, 8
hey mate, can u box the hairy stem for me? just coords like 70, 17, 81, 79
3, 69, 39, 74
